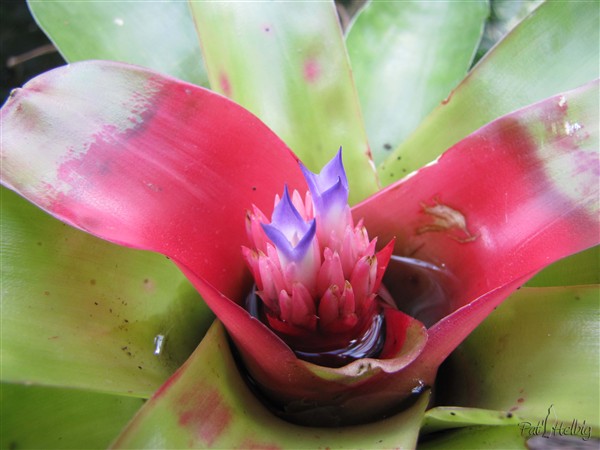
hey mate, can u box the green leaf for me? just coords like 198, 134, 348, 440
346, 0, 489, 165
418, 425, 528, 449
379, 0, 599, 185
1, 187, 214, 397
112, 321, 430, 448
28, 0, 208, 86
420, 406, 600, 448
474, 0, 543, 62
421, 406, 523, 435
527, 246, 600, 286
0, 383, 143, 450
188, 1, 379, 204
436, 285, 600, 427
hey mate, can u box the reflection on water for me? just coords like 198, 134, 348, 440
243, 254, 455, 366
382, 255, 456, 328
245, 286, 385, 368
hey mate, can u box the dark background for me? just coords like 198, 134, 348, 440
0, 0, 366, 106
1, 0, 65, 104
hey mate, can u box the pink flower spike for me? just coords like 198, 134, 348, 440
289, 283, 318, 329
241, 246, 263, 290
257, 251, 286, 305
317, 248, 345, 296
318, 285, 341, 327
318, 284, 359, 332
349, 255, 377, 310
245, 206, 270, 253
242, 148, 395, 362
374, 239, 396, 292
340, 225, 373, 276
340, 281, 356, 317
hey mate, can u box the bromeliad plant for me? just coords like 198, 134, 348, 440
1, 1, 599, 448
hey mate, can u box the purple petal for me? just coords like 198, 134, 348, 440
270, 186, 310, 238
261, 186, 316, 263
262, 219, 316, 263
300, 147, 349, 217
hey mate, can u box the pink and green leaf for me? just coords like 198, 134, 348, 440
345, 0, 488, 164
1, 62, 597, 426
188, 1, 379, 204
526, 245, 599, 287
1, 187, 212, 397
0, 62, 308, 412
111, 321, 430, 449
0, 383, 144, 450
379, 0, 599, 185
28, 0, 208, 86
179, 263, 430, 425
1, 61, 305, 302
356, 80, 599, 371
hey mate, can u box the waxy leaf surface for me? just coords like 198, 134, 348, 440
527, 245, 599, 287
346, 0, 488, 164
1, 187, 212, 397
379, 0, 599, 185
28, 0, 208, 86
418, 425, 528, 449
112, 321, 429, 449
421, 406, 523, 435
474, 0, 543, 61
189, 1, 379, 204
437, 285, 600, 428
1, 383, 143, 449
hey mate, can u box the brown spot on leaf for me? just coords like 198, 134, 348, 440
417, 198, 477, 243
143, 278, 156, 293
441, 89, 455, 105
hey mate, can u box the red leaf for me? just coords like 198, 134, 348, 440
354, 80, 599, 368
1, 61, 305, 303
